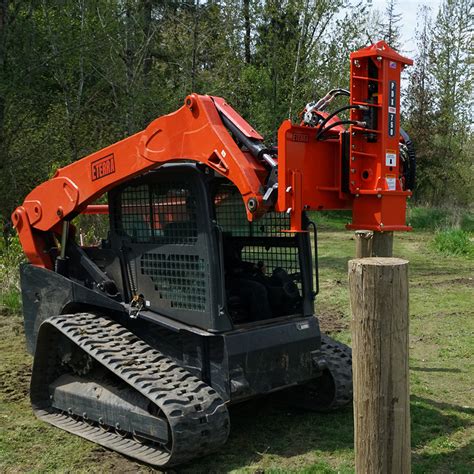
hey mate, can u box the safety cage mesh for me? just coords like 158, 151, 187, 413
214, 184, 292, 237
140, 253, 207, 311
113, 179, 209, 313
114, 182, 198, 244
214, 182, 302, 286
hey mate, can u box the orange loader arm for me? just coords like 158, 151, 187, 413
13, 42, 414, 270
12, 94, 270, 269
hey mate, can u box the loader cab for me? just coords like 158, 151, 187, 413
107, 164, 315, 332
212, 181, 315, 325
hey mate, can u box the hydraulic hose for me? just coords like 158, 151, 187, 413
316, 104, 367, 137
400, 128, 416, 191
314, 88, 350, 111
316, 120, 364, 140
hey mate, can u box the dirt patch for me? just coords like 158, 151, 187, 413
433, 311, 471, 318
0, 363, 31, 402
317, 310, 349, 333
85, 447, 153, 473
450, 277, 474, 286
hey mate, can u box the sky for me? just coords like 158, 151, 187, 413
370, 0, 443, 55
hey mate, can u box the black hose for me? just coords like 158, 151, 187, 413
327, 88, 350, 97
316, 104, 364, 136
316, 120, 361, 140
400, 128, 416, 191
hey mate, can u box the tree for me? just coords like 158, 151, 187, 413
0, 0, 469, 235
430, 0, 473, 206
404, 5, 436, 202
364, 0, 401, 50
0, 0, 8, 163
243, 0, 251, 63
384, 0, 401, 49
405, 0, 473, 206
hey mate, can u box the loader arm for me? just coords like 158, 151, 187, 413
12, 94, 269, 269
13, 41, 414, 270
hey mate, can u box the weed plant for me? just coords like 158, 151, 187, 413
0, 236, 24, 314
432, 229, 473, 258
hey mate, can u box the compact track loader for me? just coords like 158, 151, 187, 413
13, 42, 415, 467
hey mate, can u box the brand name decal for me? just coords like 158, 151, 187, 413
91, 154, 115, 181
388, 80, 397, 137
290, 133, 309, 143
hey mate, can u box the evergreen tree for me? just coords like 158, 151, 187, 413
404, 5, 436, 202
429, 0, 473, 206
384, 0, 402, 49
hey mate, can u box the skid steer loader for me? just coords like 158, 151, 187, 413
12, 41, 414, 467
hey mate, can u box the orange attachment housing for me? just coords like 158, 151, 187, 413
347, 41, 413, 231
276, 120, 351, 231
276, 40, 413, 232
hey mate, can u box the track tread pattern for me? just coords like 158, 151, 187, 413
31, 313, 230, 467
320, 334, 353, 410
283, 334, 353, 412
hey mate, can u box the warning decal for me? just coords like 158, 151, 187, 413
386, 175, 397, 191
386, 150, 397, 167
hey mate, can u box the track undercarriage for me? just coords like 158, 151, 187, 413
31, 313, 352, 467
32, 313, 230, 467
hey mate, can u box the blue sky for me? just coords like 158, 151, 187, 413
370, 0, 442, 54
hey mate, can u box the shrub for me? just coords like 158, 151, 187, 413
0, 236, 25, 314
408, 207, 473, 231
431, 229, 473, 258
460, 212, 474, 232
310, 207, 474, 232
0, 289, 22, 314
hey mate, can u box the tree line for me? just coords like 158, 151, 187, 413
0, 0, 472, 231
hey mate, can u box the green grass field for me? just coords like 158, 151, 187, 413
0, 221, 473, 473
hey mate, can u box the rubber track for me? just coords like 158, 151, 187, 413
320, 334, 353, 409
31, 313, 230, 467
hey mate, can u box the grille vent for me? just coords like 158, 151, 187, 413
141, 252, 207, 312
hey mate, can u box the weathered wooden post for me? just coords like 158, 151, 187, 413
348, 257, 410, 473
355, 231, 394, 258
355, 230, 373, 258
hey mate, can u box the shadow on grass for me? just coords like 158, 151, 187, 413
179, 397, 354, 473
411, 395, 474, 473
178, 394, 473, 473
18, 391, 471, 472
410, 366, 462, 373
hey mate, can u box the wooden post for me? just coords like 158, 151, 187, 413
348, 257, 410, 474
355, 230, 373, 258
372, 231, 393, 257
355, 231, 393, 258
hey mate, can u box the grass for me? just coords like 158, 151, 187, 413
310, 206, 474, 233
432, 229, 473, 257
0, 216, 473, 472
